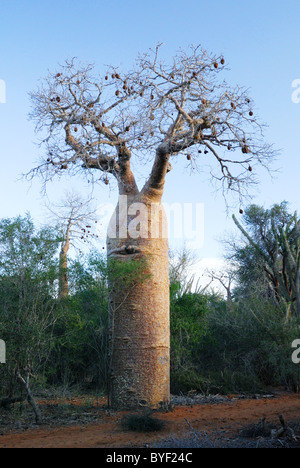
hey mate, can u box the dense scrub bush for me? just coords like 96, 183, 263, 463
46, 253, 109, 392
184, 294, 300, 394
0, 215, 60, 399
170, 284, 211, 393
1, 213, 299, 407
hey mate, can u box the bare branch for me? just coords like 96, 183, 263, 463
27, 46, 277, 202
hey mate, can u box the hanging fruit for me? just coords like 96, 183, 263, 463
242, 145, 250, 154
187, 154, 191, 160
214, 62, 219, 69
249, 111, 253, 116
248, 165, 253, 172
220, 57, 225, 65
231, 102, 236, 110
239, 209, 244, 214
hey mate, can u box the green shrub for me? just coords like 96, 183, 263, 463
121, 413, 165, 432
197, 295, 300, 393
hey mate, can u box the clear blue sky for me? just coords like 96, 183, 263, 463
0, 0, 299, 261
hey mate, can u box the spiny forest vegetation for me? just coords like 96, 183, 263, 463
0, 200, 299, 422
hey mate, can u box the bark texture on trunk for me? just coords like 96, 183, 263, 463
107, 191, 170, 410
17, 372, 42, 425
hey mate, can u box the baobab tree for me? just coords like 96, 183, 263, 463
44, 192, 97, 298
28, 44, 276, 409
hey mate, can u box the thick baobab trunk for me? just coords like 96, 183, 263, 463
107, 190, 170, 410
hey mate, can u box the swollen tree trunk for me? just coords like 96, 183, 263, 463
107, 187, 170, 410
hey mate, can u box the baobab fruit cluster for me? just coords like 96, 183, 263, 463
213, 57, 225, 69
80, 222, 98, 242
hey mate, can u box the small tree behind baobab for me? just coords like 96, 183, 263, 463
204, 267, 237, 312
28, 44, 276, 409
45, 192, 98, 299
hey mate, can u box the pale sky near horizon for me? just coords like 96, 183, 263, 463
0, 0, 299, 280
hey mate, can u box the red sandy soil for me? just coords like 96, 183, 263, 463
0, 393, 299, 448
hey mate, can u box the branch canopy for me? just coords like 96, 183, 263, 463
28, 45, 277, 199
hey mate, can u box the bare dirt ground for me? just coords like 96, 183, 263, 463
0, 392, 299, 448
